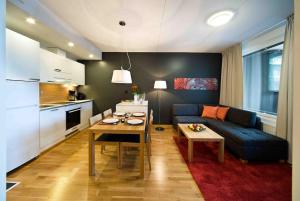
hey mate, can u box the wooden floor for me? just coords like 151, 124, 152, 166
7, 126, 204, 201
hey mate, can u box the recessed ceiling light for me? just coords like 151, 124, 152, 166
89, 54, 94, 58
68, 42, 74, 47
26, 17, 36, 24
207, 10, 234, 27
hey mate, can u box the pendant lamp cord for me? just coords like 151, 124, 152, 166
126, 52, 132, 71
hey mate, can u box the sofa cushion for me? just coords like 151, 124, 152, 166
226, 107, 257, 128
202, 105, 218, 119
173, 104, 200, 116
207, 119, 286, 147
173, 116, 208, 125
216, 106, 230, 121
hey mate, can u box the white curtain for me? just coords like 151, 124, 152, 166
219, 44, 243, 108
276, 15, 294, 163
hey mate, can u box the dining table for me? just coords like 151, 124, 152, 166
88, 114, 147, 178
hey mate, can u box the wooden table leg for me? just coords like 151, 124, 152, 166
140, 132, 145, 178
177, 126, 181, 142
218, 139, 224, 163
89, 132, 95, 176
188, 140, 193, 162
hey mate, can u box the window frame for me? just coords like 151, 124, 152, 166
242, 42, 284, 116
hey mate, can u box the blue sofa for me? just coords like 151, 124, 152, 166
173, 104, 288, 161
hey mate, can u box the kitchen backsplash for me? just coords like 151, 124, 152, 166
40, 83, 75, 104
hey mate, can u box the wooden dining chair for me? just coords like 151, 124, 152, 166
89, 113, 103, 126
119, 110, 153, 170
103, 108, 113, 118
89, 114, 122, 168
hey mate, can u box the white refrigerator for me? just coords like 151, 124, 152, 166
5, 80, 39, 172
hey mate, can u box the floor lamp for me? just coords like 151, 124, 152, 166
154, 80, 167, 131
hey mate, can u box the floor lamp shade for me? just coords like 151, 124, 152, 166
111, 70, 132, 84
154, 80, 167, 89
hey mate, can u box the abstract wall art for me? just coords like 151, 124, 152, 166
174, 78, 218, 90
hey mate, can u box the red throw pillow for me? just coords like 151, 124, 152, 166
202, 106, 218, 119
217, 107, 230, 121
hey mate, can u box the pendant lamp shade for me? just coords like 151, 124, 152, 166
111, 70, 132, 84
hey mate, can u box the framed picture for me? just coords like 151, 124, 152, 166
174, 78, 218, 90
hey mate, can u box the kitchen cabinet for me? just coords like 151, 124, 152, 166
39, 100, 92, 152
40, 49, 71, 83
6, 29, 40, 81
69, 60, 85, 85
5, 80, 39, 172
80, 101, 93, 129
40, 49, 85, 85
40, 107, 66, 152
6, 106, 39, 172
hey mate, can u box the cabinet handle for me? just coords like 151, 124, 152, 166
54, 68, 62, 72
68, 108, 81, 113
29, 78, 40, 81
47, 80, 55, 83
50, 109, 59, 111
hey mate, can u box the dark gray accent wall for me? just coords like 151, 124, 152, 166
79, 52, 222, 124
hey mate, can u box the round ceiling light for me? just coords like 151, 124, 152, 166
26, 17, 36, 24
207, 10, 235, 27
68, 42, 74, 47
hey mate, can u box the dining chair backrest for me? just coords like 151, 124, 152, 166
148, 109, 153, 134
89, 113, 103, 126
103, 108, 112, 118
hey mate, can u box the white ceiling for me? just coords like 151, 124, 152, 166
40, 0, 293, 52
7, 1, 102, 60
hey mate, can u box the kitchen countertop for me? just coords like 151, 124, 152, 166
40, 99, 93, 111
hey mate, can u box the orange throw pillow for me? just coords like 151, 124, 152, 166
217, 107, 230, 121
202, 106, 218, 119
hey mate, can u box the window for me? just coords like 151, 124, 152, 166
243, 43, 283, 115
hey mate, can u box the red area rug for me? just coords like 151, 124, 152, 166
174, 136, 291, 201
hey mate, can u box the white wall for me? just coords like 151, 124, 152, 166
293, 0, 300, 200
0, 0, 6, 200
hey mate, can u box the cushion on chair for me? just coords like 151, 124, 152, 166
96, 134, 123, 142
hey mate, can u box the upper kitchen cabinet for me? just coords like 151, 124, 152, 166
6, 29, 40, 81
40, 49, 71, 83
67, 59, 85, 85
40, 49, 85, 85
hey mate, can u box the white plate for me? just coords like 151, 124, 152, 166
103, 118, 119, 124
132, 112, 145, 117
114, 112, 125, 116
127, 119, 143, 125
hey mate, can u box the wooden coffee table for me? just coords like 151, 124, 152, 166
177, 124, 224, 163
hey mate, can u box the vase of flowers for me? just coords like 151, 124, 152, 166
131, 84, 140, 104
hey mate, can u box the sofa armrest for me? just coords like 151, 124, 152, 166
255, 117, 263, 130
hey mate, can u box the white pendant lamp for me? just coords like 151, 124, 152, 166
111, 69, 132, 84
111, 21, 133, 84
